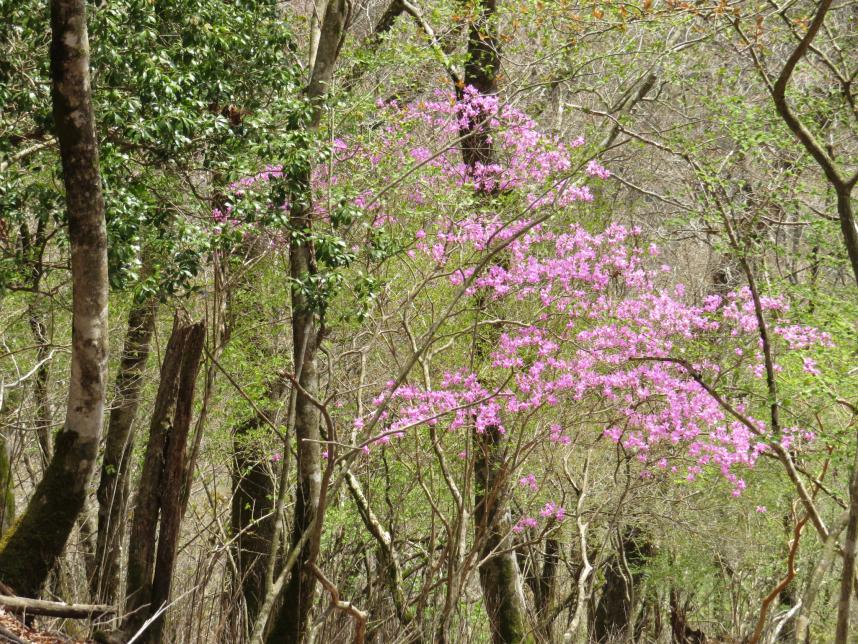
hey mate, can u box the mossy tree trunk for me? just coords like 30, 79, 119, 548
0, 438, 14, 538
0, 391, 20, 538
0, 0, 108, 599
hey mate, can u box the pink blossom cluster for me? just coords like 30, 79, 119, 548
365, 223, 829, 498
513, 503, 566, 534
375, 86, 596, 202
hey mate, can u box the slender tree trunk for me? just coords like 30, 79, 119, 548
345, 468, 409, 624
0, 390, 20, 538
0, 0, 108, 598
343, 0, 405, 89
28, 309, 53, 469
835, 183, 858, 293
835, 422, 858, 642
269, 223, 323, 643
265, 2, 349, 641
92, 296, 157, 604
0, 436, 15, 538
19, 218, 52, 468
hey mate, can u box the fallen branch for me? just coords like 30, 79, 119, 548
0, 595, 114, 619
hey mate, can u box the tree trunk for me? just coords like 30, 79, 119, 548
532, 536, 559, 639
265, 2, 349, 642
460, 0, 499, 170
28, 310, 52, 469
835, 422, 858, 642
345, 468, 409, 624
669, 589, 706, 644
0, 0, 108, 598
0, 437, 14, 538
92, 296, 157, 604
148, 320, 205, 643
232, 425, 276, 635
0, 392, 18, 538
0, 594, 113, 619
266, 198, 322, 643
593, 528, 651, 642
474, 428, 528, 644
458, 2, 529, 641
232, 377, 287, 634
122, 315, 205, 642
19, 218, 53, 469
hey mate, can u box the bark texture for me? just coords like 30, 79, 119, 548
835, 427, 858, 643
474, 428, 528, 644
592, 528, 651, 642
460, 0, 499, 169
0, 437, 14, 538
232, 378, 287, 633
0, 0, 108, 598
123, 316, 205, 642
92, 296, 157, 604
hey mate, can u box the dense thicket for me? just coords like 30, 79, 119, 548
1, 0, 857, 642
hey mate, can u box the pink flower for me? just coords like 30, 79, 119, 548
513, 517, 538, 533
802, 357, 821, 376
518, 474, 539, 491
585, 159, 611, 179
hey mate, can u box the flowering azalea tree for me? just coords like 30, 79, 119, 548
215, 85, 839, 641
